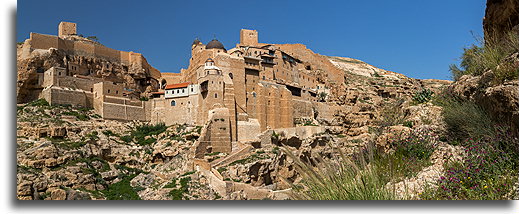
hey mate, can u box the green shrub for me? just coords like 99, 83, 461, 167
119, 135, 132, 143
377, 99, 407, 128
433, 90, 495, 141
421, 127, 518, 200
403, 121, 413, 128
101, 175, 141, 200
450, 31, 518, 83
27, 98, 49, 107
390, 128, 438, 160
127, 123, 167, 146
412, 89, 434, 104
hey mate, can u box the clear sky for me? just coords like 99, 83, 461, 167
17, 0, 486, 80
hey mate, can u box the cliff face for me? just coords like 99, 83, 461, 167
483, 0, 519, 41
449, 0, 519, 131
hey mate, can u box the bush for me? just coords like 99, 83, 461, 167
450, 31, 518, 83
422, 127, 518, 200
27, 98, 49, 107
412, 88, 434, 104
391, 128, 438, 160
101, 175, 141, 200
433, 90, 495, 141
377, 99, 407, 128
128, 123, 167, 146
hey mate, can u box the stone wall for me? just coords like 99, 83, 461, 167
29, 32, 161, 80
41, 87, 93, 108
150, 95, 199, 126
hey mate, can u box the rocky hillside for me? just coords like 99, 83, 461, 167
17, 50, 459, 200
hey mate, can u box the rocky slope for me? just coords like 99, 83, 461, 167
17, 50, 457, 200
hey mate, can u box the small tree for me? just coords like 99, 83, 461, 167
318, 92, 327, 102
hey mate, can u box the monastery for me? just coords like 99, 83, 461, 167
20, 22, 333, 153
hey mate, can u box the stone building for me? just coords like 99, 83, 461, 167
21, 22, 330, 154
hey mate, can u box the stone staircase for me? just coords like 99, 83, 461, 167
211, 142, 254, 168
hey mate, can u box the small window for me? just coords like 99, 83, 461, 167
108, 89, 110, 93
182, 89, 185, 93
58, 72, 61, 76
116, 90, 119, 95
90, 88, 93, 92
263, 76, 265, 80
171, 100, 176, 106
214, 93, 218, 98
191, 88, 194, 92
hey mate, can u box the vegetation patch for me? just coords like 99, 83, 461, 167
449, 31, 518, 84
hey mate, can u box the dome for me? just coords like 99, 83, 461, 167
192, 38, 201, 46
205, 39, 226, 50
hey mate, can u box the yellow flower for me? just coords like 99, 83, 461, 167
468, 177, 471, 180
484, 185, 488, 189
460, 181, 463, 184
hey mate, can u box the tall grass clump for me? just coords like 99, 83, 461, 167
433, 89, 495, 142
287, 146, 396, 200
450, 31, 519, 83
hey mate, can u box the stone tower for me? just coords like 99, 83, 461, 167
240, 29, 258, 46
197, 58, 232, 153
58, 22, 77, 38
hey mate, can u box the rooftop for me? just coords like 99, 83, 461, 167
165, 82, 190, 90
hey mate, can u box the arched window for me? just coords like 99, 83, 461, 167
229, 73, 233, 79
171, 100, 176, 106
214, 93, 218, 98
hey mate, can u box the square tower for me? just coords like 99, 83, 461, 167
240, 29, 258, 46
58, 22, 77, 37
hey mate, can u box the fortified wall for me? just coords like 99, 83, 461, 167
27, 22, 161, 80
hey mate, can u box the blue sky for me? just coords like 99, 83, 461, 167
17, 0, 486, 80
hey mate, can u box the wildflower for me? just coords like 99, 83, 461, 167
484, 185, 488, 189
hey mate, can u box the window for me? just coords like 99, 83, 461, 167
263, 76, 265, 80
171, 100, 176, 106
116, 90, 119, 95
214, 93, 218, 98
108, 89, 110, 93
172, 90, 175, 94
90, 88, 93, 92
191, 88, 193, 92
182, 89, 185, 93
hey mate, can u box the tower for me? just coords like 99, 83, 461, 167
240, 29, 258, 46
58, 22, 77, 38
